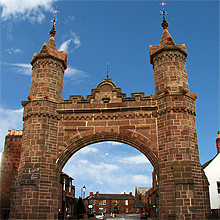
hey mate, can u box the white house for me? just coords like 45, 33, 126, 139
203, 131, 220, 211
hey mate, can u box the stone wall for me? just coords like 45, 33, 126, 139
0, 130, 22, 219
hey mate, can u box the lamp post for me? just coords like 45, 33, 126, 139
110, 197, 111, 215
81, 186, 86, 199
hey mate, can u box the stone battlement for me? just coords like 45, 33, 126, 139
7, 129, 23, 136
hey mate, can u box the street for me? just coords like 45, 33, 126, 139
106, 214, 141, 220
85, 213, 152, 220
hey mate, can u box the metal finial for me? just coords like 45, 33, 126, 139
160, 1, 169, 29
105, 60, 110, 79
49, 7, 59, 37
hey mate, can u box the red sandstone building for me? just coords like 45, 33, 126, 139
0, 130, 76, 219
84, 191, 145, 214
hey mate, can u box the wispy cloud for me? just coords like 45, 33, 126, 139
3, 62, 32, 75
80, 146, 99, 154
120, 155, 150, 165
0, 0, 56, 23
0, 107, 23, 153
5, 48, 22, 54
65, 15, 75, 24
132, 175, 150, 185
65, 66, 90, 84
2, 62, 89, 84
59, 32, 81, 53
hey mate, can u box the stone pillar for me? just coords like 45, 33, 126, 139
150, 26, 210, 219
9, 35, 67, 219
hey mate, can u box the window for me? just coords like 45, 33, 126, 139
103, 200, 106, 205
126, 208, 128, 213
92, 200, 95, 205
125, 200, 128, 206
217, 182, 220, 194
63, 178, 65, 191
114, 200, 117, 205
69, 180, 72, 193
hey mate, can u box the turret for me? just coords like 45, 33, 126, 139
29, 17, 67, 102
150, 12, 188, 96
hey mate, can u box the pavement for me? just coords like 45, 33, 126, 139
85, 213, 153, 220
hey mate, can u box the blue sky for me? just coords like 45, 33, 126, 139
0, 1, 219, 197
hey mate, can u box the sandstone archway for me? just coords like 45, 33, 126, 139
7, 17, 211, 219
56, 131, 158, 172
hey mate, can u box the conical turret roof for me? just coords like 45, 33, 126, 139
159, 28, 176, 47
31, 35, 67, 70
149, 20, 187, 64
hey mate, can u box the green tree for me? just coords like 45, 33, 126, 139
75, 197, 84, 215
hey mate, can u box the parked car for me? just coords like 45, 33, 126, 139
94, 212, 106, 220
140, 213, 148, 219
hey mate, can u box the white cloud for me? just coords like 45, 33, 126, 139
58, 32, 81, 53
3, 62, 88, 83
132, 175, 150, 185
102, 163, 118, 172
79, 159, 89, 164
120, 155, 150, 165
0, 0, 56, 23
65, 15, 75, 24
0, 107, 23, 152
6, 63, 32, 75
80, 146, 98, 154
107, 141, 123, 146
59, 39, 72, 52
5, 48, 22, 54
65, 66, 90, 84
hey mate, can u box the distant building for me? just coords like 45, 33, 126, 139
135, 187, 152, 205
84, 191, 144, 214
59, 172, 75, 219
148, 188, 159, 219
203, 131, 220, 218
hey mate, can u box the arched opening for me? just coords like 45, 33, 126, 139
63, 141, 154, 197
56, 132, 158, 171
56, 132, 158, 218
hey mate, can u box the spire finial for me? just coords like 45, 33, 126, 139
160, 1, 169, 29
105, 60, 110, 79
49, 7, 59, 37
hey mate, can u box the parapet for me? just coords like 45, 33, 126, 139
7, 129, 23, 136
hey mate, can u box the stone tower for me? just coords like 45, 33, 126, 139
149, 16, 210, 219
9, 24, 67, 219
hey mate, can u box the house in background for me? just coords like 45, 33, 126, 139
84, 191, 145, 214
203, 131, 220, 218
135, 187, 152, 204
59, 172, 75, 219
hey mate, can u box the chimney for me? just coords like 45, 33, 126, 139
216, 131, 220, 154
90, 192, 93, 196
96, 191, 99, 196
130, 191, 132, 195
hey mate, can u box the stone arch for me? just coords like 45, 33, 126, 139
56, 131, 158, 172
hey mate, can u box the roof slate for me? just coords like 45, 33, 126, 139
86, 194, 134, 200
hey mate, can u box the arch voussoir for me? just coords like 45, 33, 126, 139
56, 130, 158, 171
